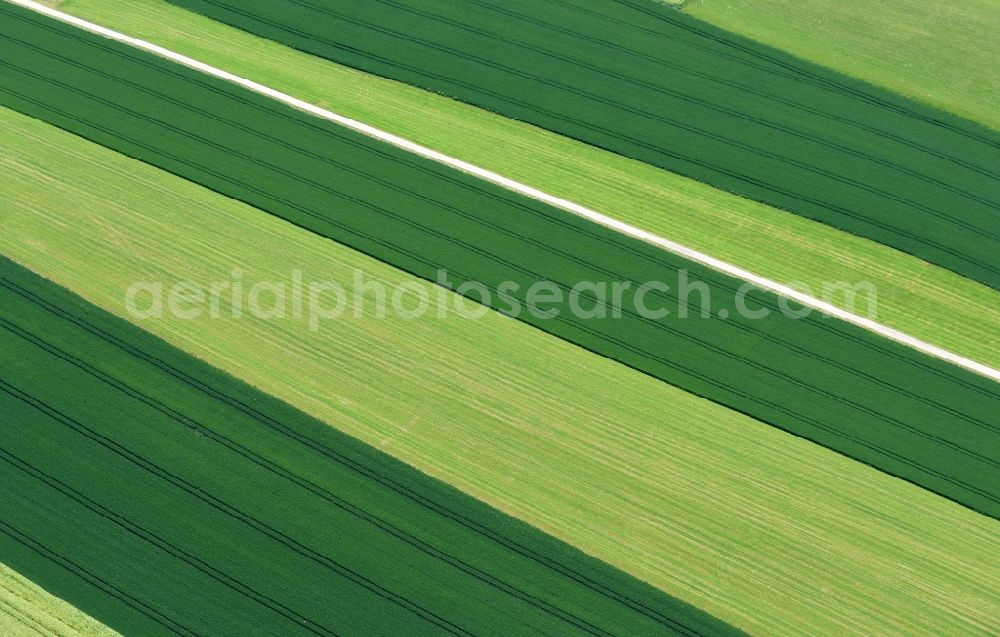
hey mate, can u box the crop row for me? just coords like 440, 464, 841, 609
1, 4, 997, 516
164, 0, 1000, 289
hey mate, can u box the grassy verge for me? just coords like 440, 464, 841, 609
0, 563, 121, 637
54, 0, 1000, 371
2, 107, 998, 637
685, 0, 1000, 131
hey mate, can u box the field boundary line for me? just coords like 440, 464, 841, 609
8, 0, 1000, 384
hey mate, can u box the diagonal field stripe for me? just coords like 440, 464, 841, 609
7, 0, 999, 383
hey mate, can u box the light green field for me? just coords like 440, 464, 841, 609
685, 0, 1000, 132
55, 0, 1000, 372
4, 107, 999, 637
0, 563, 121, 637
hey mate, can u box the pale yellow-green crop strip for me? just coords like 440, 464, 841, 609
53, 0, 1000, 371
4, 106, 998, 637
0, 562, 122, 637
686, 0, 1000, 132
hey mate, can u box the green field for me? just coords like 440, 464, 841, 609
162, 0, 1000, 289
4, 5, 998, 514
5, 1, 1000, 634
55, 0, 1000, 374
0, 562, 121, 637
3, 107, 998, 637
686, 0, 1000, 132
1, 255, 738, 636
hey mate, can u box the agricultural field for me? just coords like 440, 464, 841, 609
2, 0, 998, 636
4, 5, 999, 514
3, 107, 999, 637
163, 0, 1000, 289
54, 0, 1000, 373
685, 0, 1000, 131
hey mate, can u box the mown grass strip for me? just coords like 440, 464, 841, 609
685, 0, 1000, 132
2, 4, 998, 515
0, 562, 122, 637
0, 256, 740, 637
162, 0, 1000, 289
55, 0, 1000, 374
3, 107, 998, 637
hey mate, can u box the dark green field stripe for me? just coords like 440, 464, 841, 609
0, 443, 344, 637
163, 0, 1000, 288
1, 258, 741, 636
0, 427, 347, 637
2, 4, 998, 516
